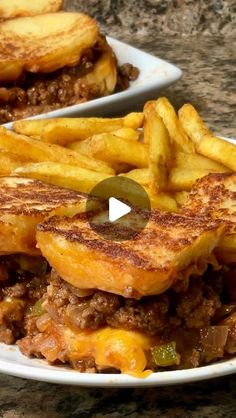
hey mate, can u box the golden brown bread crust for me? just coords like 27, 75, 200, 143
37, 210, 225, 297
0, 177, 96, 255
182, 173, 236, 263
0, 0, 63, 19
0, 177, 89, 215
0, 12, 99, 82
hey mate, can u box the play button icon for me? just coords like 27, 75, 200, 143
86, 176, 151, 241
109, 197, 131, 222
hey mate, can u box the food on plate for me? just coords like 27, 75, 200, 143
174, 152, 230, 173
36, 210, 224, 298
7, 97, 232, 210
15, 210, 234, 376
155, 97, 194, 153
168, 167, 223, 191
179, 104, 236, 171
0, 150, 29, 175
69, 133, 149, 168
0, 126, 114, 174
182, 173, 236, 264
0, 0, 63, 19
0, 176, 98, 255
144, 101, 172, 193
14, 162, 113, 194
0, 96, 235, 376
174, 191, 189, 207
0, 176, 101, 344
0, 12, 138, 123
13, 114, 143, 145
0, 13, 99, 82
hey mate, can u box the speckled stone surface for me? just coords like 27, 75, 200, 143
0, 374, 235, 418
0, 1, 236, 416
64, 0, 236, 37
120, 35, 236, 138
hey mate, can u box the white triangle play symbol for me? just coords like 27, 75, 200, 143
108, 197, 131, 222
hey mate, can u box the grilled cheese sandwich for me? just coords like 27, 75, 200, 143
0, 0, 63, 20
1, 173, 234, 376
37, 210, 225, 298
0, 12, 118, 122
182, 173, 236, 263
0, 177, 98, 255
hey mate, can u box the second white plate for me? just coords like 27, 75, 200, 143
4, 36, 182, 127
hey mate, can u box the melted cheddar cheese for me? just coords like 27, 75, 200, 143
64, 326, 160, 377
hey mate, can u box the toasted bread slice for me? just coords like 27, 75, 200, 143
80, 45, 117, 96
0, 177, 98, 255
0, 0, 63, 19
37, 210, 224, 298
0, 12, 98, 82
182, 173, 236, 263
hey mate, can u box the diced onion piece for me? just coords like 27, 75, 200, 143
200, 326, 229, 348
36, 313, 51, 332
200, 326, 229, 362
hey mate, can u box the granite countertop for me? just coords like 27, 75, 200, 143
0, 374, 235, 418
0, 1, 236, 417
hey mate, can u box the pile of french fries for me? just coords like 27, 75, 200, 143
0, 97, 235, 212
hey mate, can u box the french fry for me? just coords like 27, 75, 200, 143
0, 127, 114, 174
0, 151, 28, 175
175, 152, 231, 173
69, 133, 149, 168
144, 101, 172, 192
174, 191, 189, 207
143, 186, 178, 212
16, 113, 143, 146
111, 127, 139, 141
69, 139, 132, 173
142, 101, 155, 144
179, 104, 236, 171
69, 138, 95, 157
168, 167, 212, 191
178, 104, 209, 145
120, 168, 149, 185
13, 119, 51, 138
196, 136, 236, 172
69, 127, 139, 156
150, 193, 178, 212
123, 112, 144, 129
13, 162, 112, 194
156, 97, 194, 153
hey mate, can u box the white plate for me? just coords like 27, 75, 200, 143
0, 137, 235, 387
0, 343, 235, 387
3, 36, 182, 127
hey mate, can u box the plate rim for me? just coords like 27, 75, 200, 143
0, 343, 235, 387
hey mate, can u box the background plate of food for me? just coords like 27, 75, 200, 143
0, 11, 182, 125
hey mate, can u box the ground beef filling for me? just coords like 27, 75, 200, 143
17, 268, 236, 372
0, 257, 48, 344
